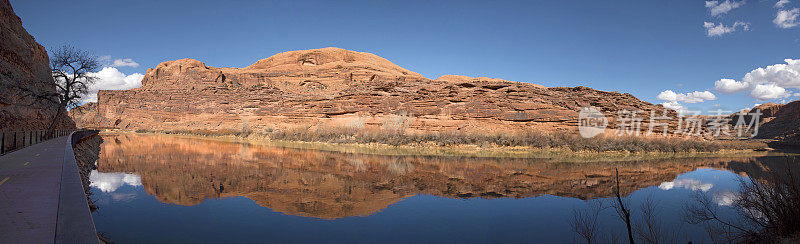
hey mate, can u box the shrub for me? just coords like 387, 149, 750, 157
145, 126, 766, 153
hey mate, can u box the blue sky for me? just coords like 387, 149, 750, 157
10, 0, 800, 112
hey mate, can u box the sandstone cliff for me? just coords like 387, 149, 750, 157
68, 102, 100, 129
87, 47, 674, 135
0, 0, 74, 131
749, 101, 800, 146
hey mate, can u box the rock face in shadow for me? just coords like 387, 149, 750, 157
85, 47, 674, 134
94, 133, 751, 219
729, 101, 800, 146
0, 0, 74, 131
756, 101, 800, 145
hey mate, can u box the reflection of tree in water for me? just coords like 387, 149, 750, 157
97, 133, 759, 219
685, 157, 800, 243
570, 157, 800, 243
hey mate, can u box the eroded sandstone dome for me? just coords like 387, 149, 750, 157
78, 47, 675, 135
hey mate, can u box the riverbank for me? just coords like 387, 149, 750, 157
108, 130, 785, 162
72, 134, 102, 211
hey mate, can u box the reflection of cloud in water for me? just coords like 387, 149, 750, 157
713, 190, 738, 206
89, 170, 142, 193
658, 178, 713, 192
110, 193, 138, 202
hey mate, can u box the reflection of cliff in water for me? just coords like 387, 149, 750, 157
95, 133, 761, 219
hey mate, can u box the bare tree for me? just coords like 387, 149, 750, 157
634, 196, 661, 244
612, 168, 635, 244
570, 199, 605, 244
572, 180, 682, 244
683, 191, 757, 242
634, 195, 683, 244
48, 45, 99, 132
683, 157, 800, 242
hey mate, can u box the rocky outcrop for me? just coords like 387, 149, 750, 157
95, 133, 754, 219
88, 47, 674, 135
0, 0, 74, 131
752, 101, 800, 146
68, 102, 103, 129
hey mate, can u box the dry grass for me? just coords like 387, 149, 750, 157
136, 125, 766, 153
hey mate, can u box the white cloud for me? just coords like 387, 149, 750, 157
775, 8, 800, 28
657, 90, 717, 103
741, 59, 800, 89
656, 90, 716, 115
715, 78, 750, 93
112, 58, 139, 68
713, 190, 738, 206
98, 55, 139, 68
704, 21, 750, 37
706, 0, 745, 16
751, 83, 791, 100
89, 170, 142, 193
659, 178, 714, 192
776, 0, 790, 8
660, 101, 688, 114
739, 103, 761, 111
98, 55, 112, 63
82, 67, 144, 103
714, 59, 800, 101
657, 90, 679, 101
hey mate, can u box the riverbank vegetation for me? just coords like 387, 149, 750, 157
129, 125, 770, 160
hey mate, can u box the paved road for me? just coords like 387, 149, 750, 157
0, 136, 69, 243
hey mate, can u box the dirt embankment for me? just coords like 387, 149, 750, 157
73, 134, 103, 210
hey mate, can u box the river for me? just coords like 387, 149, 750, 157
88, 133, 795, 243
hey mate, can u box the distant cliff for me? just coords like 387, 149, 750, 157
0, 0, 74, 131
81, 47, 673, 135
748, 101, 800, 146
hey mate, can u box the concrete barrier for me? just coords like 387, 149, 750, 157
55, 130, 100, 244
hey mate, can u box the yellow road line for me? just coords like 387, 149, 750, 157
24, 162, 30, 166
35, 154, 40, 156
0, 177, 9, 186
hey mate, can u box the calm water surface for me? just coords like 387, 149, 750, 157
89, 133, 792, 243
